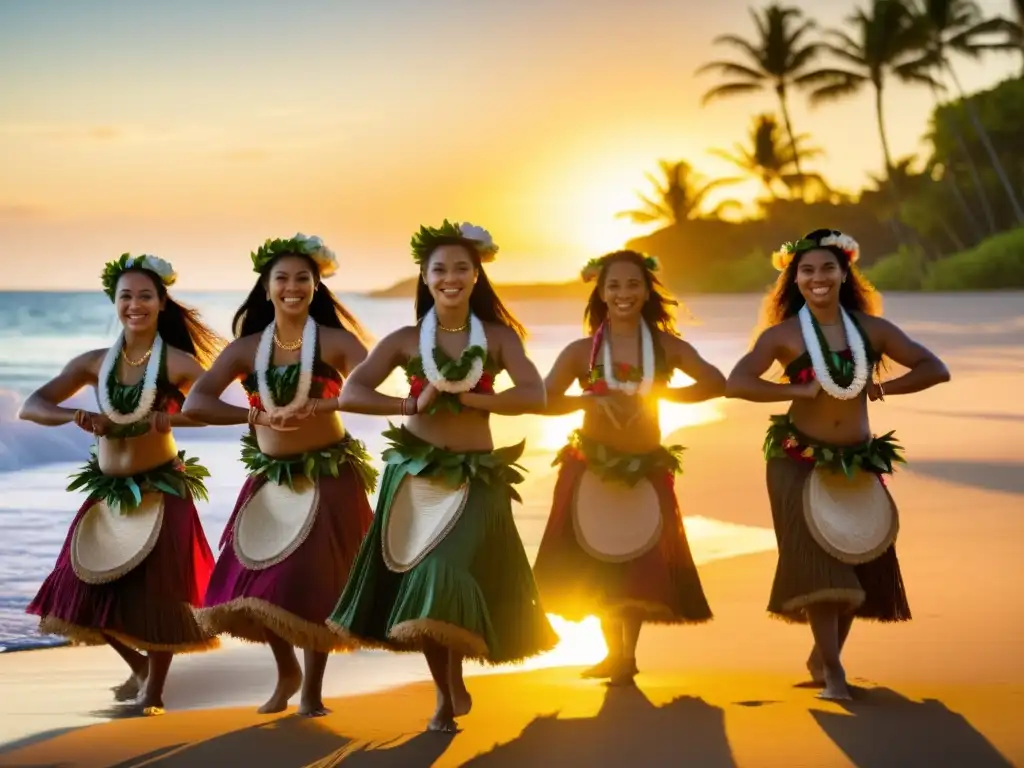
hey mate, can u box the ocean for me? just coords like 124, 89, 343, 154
12, 288, 979, 653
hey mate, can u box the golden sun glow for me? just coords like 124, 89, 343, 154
536, 374, 724, 453
520, 614, 609, 671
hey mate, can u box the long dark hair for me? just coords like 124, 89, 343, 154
118, 267, 224, 367
232, 254, 369, 341
414, 239, 526, 338
760, 228, 882, 331
583, 250, 680, 336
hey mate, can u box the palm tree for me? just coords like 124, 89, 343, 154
709, 113, 829, 200
805, 0, 940, 179
1012, 0, 1024, 74
911, 0, 1024, 224
616, 160, 740, 226
695, 4, 829, 183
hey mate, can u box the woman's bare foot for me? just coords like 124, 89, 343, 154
257, 669, 303, 714
817, 666, 852, 701
607, 657, 638, 687
451, 683, 472, 717
112, 670, 148, 702
427, 688, 458, 733
806, 649, 826, 686
297, 698, 331, 718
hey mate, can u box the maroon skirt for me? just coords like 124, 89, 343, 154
199, 468, 373, 652
27, 492, 218, 653
532, 457, 712, 624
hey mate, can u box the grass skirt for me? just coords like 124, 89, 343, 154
199, 468, 373, 652
532, 455, 712, 624
328, 462, 558, 664
27, 492, 218, 653
766, 455, 911, 623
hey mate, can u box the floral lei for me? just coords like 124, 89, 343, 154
96, 331, 164, 426
254, 317, 317, 416
797, 305, 869, 400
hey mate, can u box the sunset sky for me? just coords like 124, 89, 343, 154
1, 0, 1019, 291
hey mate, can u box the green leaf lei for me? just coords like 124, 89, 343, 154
66, 449, 210, 514
380, 423, 527, 502
404, 346, 496, 415
239, 432, 379, 492
553, 429, 684, 487
763, 414, 906, 477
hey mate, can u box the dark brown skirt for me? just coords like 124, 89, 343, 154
766, 456, 911, 623
532, 457, 712, 624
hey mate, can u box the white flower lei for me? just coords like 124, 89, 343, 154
797, 304, 869, 400
96, 332, 164, 424
602, 320, 655, 396
419, 308, 487, 393
254, 317, 317, 416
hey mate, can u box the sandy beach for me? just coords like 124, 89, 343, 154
2, 310, 1023, 767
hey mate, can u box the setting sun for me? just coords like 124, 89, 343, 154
522, 614, 609, 671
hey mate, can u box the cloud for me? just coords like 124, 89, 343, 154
0, 123, 125, 141
0, 204, 47, 220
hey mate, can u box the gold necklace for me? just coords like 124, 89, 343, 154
121, 346, 152, 367
273, 333, 303, 351
437, 320, 468, 333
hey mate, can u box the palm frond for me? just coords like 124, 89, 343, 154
694, 60, 768, 81
708, 33, 764, 62
700, 81, 764, 105
808, 76, 867, 106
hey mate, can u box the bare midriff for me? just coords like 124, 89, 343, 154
97, 430, 179, 476
406, 408, 494, 453
254, 412, 349, 458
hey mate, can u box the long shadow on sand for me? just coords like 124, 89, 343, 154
463, 684, 736, 766
811, 687, 1014, 767
98, 715, 454, 768
904, 460, 1024, 495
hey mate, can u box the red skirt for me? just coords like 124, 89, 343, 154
198, 469, 373, 652
26, 492, 218, 653
532, 457, 712, 624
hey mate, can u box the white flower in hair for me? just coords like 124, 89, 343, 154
132, 255, 177, 286
458, 222, 499, 261
819, 233, 860, 263
293, 232, 339, 278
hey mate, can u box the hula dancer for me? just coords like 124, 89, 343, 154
533, 250, 725, 686
19, 254, 223, 716
725, 228, 950, 700
182, 234, 377, 717
327, 220, 557, 733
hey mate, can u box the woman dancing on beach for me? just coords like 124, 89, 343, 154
19, 254, 222, 715
725, 228, 949, 700
181, 234, 377, 717
327, 220, 557, 733
532, 250, 724, 686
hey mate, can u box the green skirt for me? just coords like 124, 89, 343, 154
327, 425, 558, 664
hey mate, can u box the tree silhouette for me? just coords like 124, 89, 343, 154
709, 113, 829, 200
696, 4, 831, 184
616, 160, 740, 226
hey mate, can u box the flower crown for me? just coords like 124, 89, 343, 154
410, 219, 499, 265
771, 232, 860, 271
100, 253, 177, 301
580, 253, 660, 283
250, 233, 338, 278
